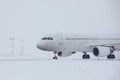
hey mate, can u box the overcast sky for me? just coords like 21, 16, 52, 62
0, 0, 120, 57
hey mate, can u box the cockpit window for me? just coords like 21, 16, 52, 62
42, 37, 53, 40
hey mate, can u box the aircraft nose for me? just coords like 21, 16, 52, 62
36, 42, 40, 49
36, 41, 47, 50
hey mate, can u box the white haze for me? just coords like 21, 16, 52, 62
0, 0, 120, 80
0, 0, 120, 56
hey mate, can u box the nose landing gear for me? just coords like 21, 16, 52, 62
53, 56, 58, 59
53, 52, 58, 59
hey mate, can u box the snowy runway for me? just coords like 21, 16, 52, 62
0, 58, 120, 80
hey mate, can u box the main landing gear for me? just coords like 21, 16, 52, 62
107, 48, 115, 59
53, 52, 58, 59
107, 54, 115, 59
82, 52, 90, 59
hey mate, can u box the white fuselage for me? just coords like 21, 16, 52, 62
36, 34, 120, 58
37, 34, 120, 51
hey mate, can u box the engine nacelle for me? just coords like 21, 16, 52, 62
93, 47, 110, 57
58, 51, 74, 57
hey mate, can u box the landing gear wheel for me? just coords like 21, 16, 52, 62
107, 54, 115, 59
53, 51, 58, 60
53, 56, 58, 59
82, 54, 90, 59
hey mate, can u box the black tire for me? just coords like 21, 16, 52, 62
82, 54, 90, 59
107, 54, 115, 59
53, 56, 58, 59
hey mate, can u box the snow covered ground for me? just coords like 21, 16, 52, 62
0, 57, 120, 80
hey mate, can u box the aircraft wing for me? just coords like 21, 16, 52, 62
86, 43, 120, 51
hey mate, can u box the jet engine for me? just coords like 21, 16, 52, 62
93, 46, 110, 57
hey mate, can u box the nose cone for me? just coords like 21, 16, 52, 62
36, 42, 40, 49
36, 41, 48, 50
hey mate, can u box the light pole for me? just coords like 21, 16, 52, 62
20, 39, 24, 56
9, 37, 15, 57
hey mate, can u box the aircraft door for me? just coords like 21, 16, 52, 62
57, 34, 65, 51
58, 34, 64, 46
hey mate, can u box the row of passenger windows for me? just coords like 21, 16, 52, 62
41, 37, 120, 40
66, 38, 94, 40
42, 37, 53, 40
66, 38, 120, 40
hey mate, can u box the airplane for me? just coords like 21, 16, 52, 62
36, 33, 120, 59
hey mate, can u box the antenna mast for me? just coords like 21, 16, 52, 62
9, 37, 15, 57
